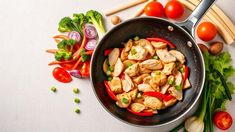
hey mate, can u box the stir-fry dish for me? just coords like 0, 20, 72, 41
103, 37, 191, 116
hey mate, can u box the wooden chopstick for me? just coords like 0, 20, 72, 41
178, 0, 234, 44
105, 0, 148, 16
191, 0, 235, 39
133, 0, 156, 17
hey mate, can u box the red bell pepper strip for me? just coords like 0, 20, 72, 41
104, 81, 117, 101
142, 92, 167, 99
127, 108, 153, 116
146, 37, 176, 48
104, 48, 113, 56
183, 66, 190, 82
163, 95, 174, 102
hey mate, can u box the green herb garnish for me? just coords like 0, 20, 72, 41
121, 98, 129, 104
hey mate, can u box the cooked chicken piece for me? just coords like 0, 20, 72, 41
121, 73, 134, 92
140, 59, 163, 70
139, 67, 152, 74
124, 39, 133, 52
169, 50, 185, 64
151, 72, 167, 86
124, 63, 139, 77
113, 58, 124, 77
175, 71, 183, 87
163, 98, 177, 108
149, 79, 160, 92
183, 78, 191, 89
108, 48, 120, 66
123, 60, 136, 69
108, 77, 123, 94
127, 89, 138, 101
135, 39, 155, 56
157, 49, 176, 63
138, 84, 155, 92
132, 74, 150, 84
162, 62, 175, 75
160, 84, 170, 94
143, 76, 151, 84
130, 103, 145, 113
120, 50, 129, 61
103, 59, 109, 74
151, 41, 167, 49
128, 45, 148, 61
167, 75, 175, 85
143, 96, 163, 110
116, 93, 131, 108
168, 87, 183, 101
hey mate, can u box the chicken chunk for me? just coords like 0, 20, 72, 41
120, 50, 129, 61
168, 87, 183, 101
127, 89, 138, 101
163, 98, 177, 108
124, 39, 133, 52
143, 76, 151, 84
128, 45, 148, 61
149, 79, 160, 92
130, 103, 145, 113
175, 71, 183, 88
183, 78, 191, 89
108, 77, 122, 94
113, 58, 124, 77
136, 39, 155, 56
160, 84, 170, 94
108, 48, 120, 66
121, 73, 134, 92
116, 93, 131, 108
140, 59, 163, 70
123, 60, 136, 69
132, 74, 150, 84
103, 59, 109, 74
157, 49, 176, 63
151, 41, 167, 49
143, 96, 163, 110
138, 84, 155, 92
151, 72, 167, 86
162, 62, 175, 75
169, 50, 185, 64
139, 67, 152, 74
124, 63, 139, 77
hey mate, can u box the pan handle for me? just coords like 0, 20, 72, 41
177, 0, 216, 37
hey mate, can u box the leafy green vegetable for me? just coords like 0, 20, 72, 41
54, 39, 76, 61
86, 10, 106, 37
57, 39, 76, 51
80, 49, 90, 62
73, 13, 88, 36
55, 49, 72, 61
58, 17, 80, 33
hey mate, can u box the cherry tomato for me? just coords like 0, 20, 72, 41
52, 67, 72, 83
213, 111, 233, 130
144, 1, 164, 17
165, 1, 184, 19
80, 61, 90, 77
197, 22, 217, 41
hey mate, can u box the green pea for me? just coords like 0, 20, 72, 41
109, 66, 114, 72
168, 79, 175, 85
51, 86, 57, 92
153, 56, 159, 60
134, 36, 140, 41
131, 49, 137, 55
74, 98, 80, 103
180, 67, 185, 73
175, 85, 181, 90
121, 98, 129, 104
73, 88, 79, 94
75, 108, 80, 114
108, 77, 113, 81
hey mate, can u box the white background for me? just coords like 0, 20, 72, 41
0, 0, 235, 132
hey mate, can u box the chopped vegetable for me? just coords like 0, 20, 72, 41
146, 37, 176, 48
121, 98, 129, 104
72, 13, 88, 36
168, 79, 174, 85
84, 24, 98, 39
69, 70, 82, 78
142, 92, 167, 99
74, 98, 80, 103
107, 77, 113, 81
51, 86, 57, 92
80, 61, 90, 77
86, 10, 106, 37
134, 36, 139, 41
55, 49, 72, 61
175, 85, 181, 90
58, 17, 80, 34
109, 66, 114, 72
153, 56, 159, 60
85, 39, 97, 50
68, 31, 81, 42
52, 67, 72, 83
80, 49, 90, 62
127, 108, 153, 116
130, 49, 137, 55
104, 48, 113, 56
213, 111, 233, 130
104, 81, 117, 101
74, 108, 80, 114
73, 88, 79, 94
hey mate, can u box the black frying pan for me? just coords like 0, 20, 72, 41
91, 0, 214, 126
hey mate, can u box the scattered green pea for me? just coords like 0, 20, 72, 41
109, 66, 114, 72
74, 98, 80, 103
73, 88, 79, 94
51, 86, 57, 92
153, 56, 159, 60
168, 79, 175, 85
180, 67, 185, 73
121, 98, 129, 104
108, 77, 113, 81
75, 108, 80, 114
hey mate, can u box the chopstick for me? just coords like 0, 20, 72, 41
105, 0, 148, 16
133, 0, 156, 17
178, 0, 234, 44
191, 0, 235, 39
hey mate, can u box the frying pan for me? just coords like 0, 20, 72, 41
91, 0, 215, 126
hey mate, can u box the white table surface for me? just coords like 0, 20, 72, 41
0, 0, 235, 132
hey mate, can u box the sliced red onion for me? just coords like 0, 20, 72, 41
84, 24, 97, 39
85, 39, 97, 50
69, 70, 82, 78
68, 31, 81, 42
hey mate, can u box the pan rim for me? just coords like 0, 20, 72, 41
90, 16, 205, 128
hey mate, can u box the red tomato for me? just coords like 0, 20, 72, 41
80, 61, 90, 77
144, 2, 164, 17
213, 111, 233, 130
52, 67, 72, 83
197, 22, 217, 41
59, 63, 75, 71
165, 1, 184, 19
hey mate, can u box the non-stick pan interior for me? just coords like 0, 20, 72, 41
91, 17, 205, 126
